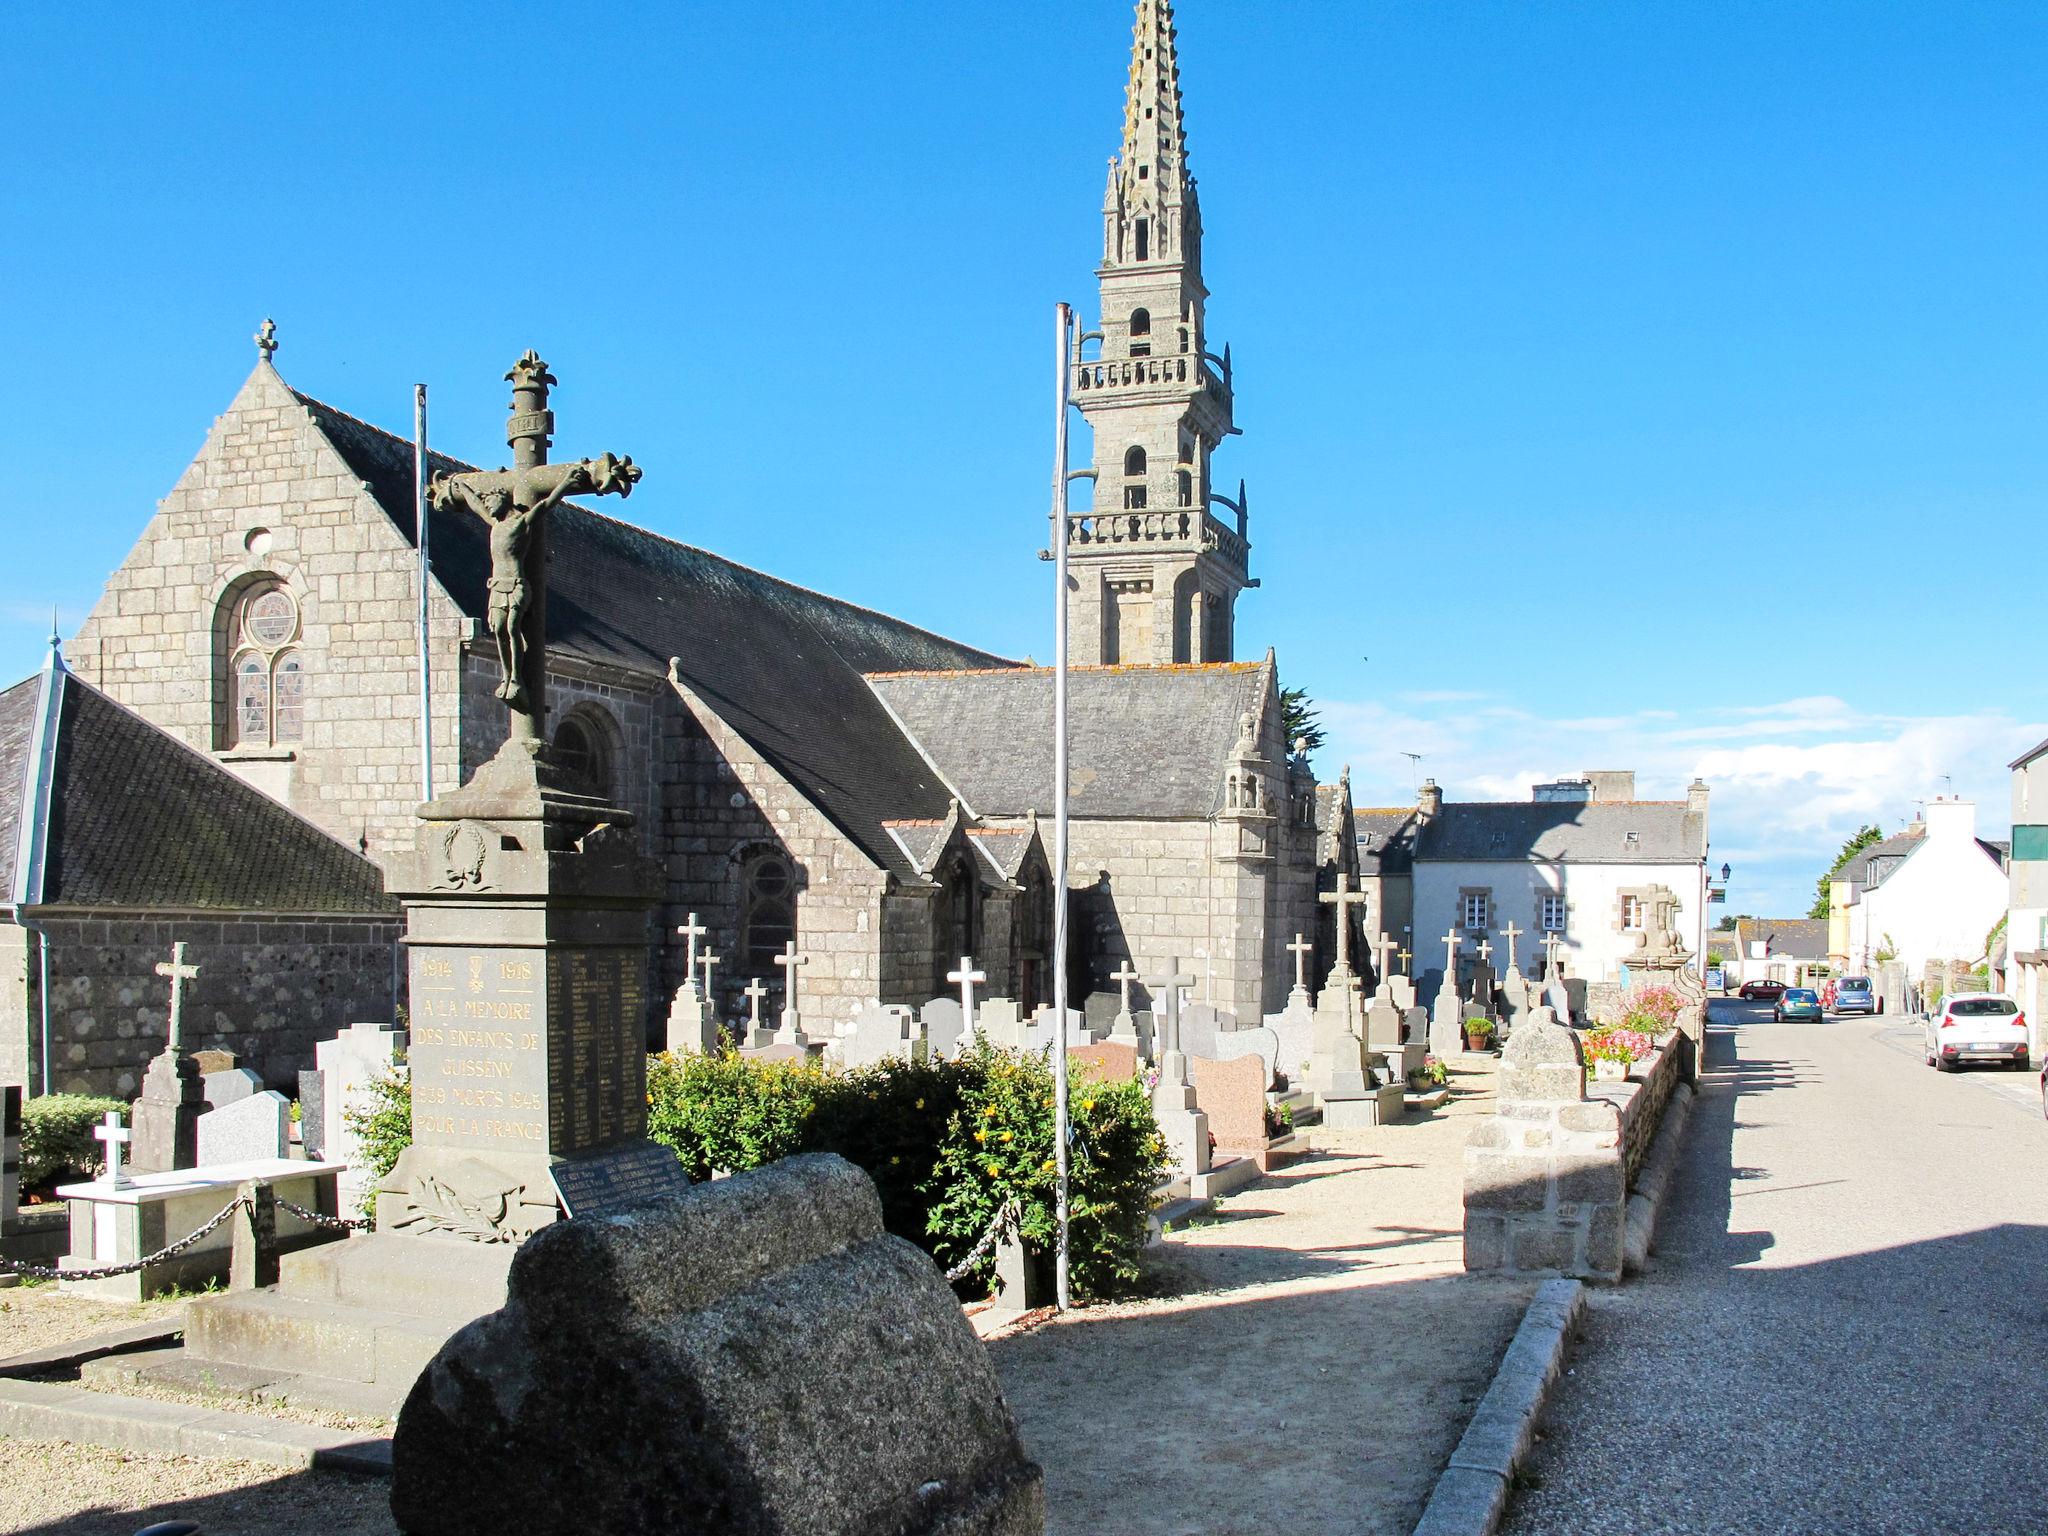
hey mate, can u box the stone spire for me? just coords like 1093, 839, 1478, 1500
1067, 0, 1247, 667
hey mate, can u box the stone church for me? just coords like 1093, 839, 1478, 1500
61, 0, 1357, 1052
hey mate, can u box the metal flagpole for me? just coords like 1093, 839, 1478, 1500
414, 384, 434, 802
1051, 301, 1075, 1312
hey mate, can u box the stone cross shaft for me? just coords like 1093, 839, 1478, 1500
1111, 960, 1142, 1013
426, 352, 642, 744
948, 957, 987, 1033
1148, 958, 1197, 1061
743, 977, 768, 1030
1287, 933, 1314, 991
94, 1111, 132, 1189
699, 949, 721, 998
1501, 922, 1524, 972
1319, 874, 1367, 971
1398, 947, 1412, 973
1543, 931, 1565, 974
1370, 931, 1398, 982
155, 941, 200, 1054
1476, 940, 1493, 965
776, 941, 808, 1029
676, 914, 707, 976
1442, 928, 1462, 995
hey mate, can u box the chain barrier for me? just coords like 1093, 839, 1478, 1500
943, 1200, 1021, 1284
273, 1195, 372, 1233
0, 1195, 249, 1282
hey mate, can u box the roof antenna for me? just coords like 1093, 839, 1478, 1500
1401, 751, 1423, 792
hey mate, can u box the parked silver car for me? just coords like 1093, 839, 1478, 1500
1834, 976, 1878, 1015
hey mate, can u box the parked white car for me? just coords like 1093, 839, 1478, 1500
1923, 993, 2031, 1073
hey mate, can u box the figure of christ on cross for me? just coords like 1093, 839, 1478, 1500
1319, 874, 1368, 972
427, 352, 641, 741
155, 942, 200, 1055
1287, 933, 1314, 992
948, 957, 987, 1037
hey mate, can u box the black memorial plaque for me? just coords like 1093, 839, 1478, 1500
548, 1140, 691, 1218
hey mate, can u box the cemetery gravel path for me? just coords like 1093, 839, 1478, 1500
989, 1060, 1539, 1536
1502, 1001, 2048, 1536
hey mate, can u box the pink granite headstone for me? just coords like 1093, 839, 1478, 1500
1069, 1040, 1140, 1081
1189, 1053, 1269, 1153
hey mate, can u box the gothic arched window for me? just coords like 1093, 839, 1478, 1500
225, 581, 303, 748
741, 853, 796, 980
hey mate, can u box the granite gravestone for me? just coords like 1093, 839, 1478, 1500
1209, 1023, 1280, 1090
391, 1156, 1044, 1536
920, 997, 967, 1059
1070, 1039, 1140, 1081
196, 1090, 291, 1166
202, 1067, 264, 1112
297, 1069, 326, 1160
1188, 1053, 1269, 1156
128, 942, 205, 1174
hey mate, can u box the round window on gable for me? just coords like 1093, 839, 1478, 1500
244, 587, 298, 647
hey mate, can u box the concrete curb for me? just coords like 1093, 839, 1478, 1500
0, 1320, 186, 1380
0, 1378, 391, 1474
1411, 1277, 1585, 1536
1623, 1080, 1695, 1274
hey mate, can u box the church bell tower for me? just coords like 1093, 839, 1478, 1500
1066, 0, 1250, 666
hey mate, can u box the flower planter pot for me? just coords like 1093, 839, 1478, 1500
1592, 1058, 1629, 1082
1464, 1033, 1493, 1053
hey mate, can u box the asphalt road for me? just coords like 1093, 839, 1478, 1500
1501, 999, 2048, 1536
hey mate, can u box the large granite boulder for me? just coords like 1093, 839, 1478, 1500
391, 1152, 1043, 1536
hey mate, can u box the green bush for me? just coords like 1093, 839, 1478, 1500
647, 1042, 1167, 1301
341, 1064, 413, 1216
21, 1094, 128, 1189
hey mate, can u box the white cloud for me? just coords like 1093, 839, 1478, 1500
1319, 695, 2043, 918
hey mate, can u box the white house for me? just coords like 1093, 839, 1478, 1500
1404, 772, 1711, 1001
1721, 918, 1831, 989
1842, 798, 2007, 978
2002, 744, 2048, 1056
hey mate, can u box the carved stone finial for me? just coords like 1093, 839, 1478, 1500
505, 350, 556, 391
254, 318, 278, 360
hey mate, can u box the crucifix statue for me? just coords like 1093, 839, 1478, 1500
1319, 873, 1367, 973
155, 942, 200, 1055
428, 352, 641, 743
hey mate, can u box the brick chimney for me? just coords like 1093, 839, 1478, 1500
1418, 778, 1442, 819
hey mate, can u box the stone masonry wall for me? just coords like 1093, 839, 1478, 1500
69, 362, 472, 867
663, 686, 890, 1035
24, 910, 400, 1098
0, 924, 30, 1090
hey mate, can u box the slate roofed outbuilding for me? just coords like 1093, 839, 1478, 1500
865, 661, 1272, 821
1732, 917, 1829, 962
1, 659, 391, 915
300, 392, 1016, 879
1413, 800, 1706, 864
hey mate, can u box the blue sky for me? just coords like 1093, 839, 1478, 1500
4, 1, 2043, 920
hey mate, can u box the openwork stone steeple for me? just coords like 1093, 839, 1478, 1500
1068, 0, 1249, 667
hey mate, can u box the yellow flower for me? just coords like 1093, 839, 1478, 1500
1000, 1131, 1015, 1143
1081, 1099, 1095, 1113
985, 1161, 1002, 1178
914, 1098, 925, 1110
982, 1106, 997, 1120
1042, 1159, 1056, 1173
974, 1130, 988, 1144
890, 1155, 900, 1165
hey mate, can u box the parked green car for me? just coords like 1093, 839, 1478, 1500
1775, 987, 1824, 1022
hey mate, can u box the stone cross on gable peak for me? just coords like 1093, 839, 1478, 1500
1286, 933, 1314, 991
254, 318, 278, 360
155, 941, 200, 1054
94, 1111, 132, 1189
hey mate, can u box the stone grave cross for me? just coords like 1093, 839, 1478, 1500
1442, 927, 1462, 996
1111, 960, 1142, 1013
1370, 930, 1398, 984
1476, 939, 1493, 966
677, 914, 707, 977
743, 976, 768, 1035
155, 942, 200, 1054
948, 957, 986, 1037
1501, 922, 1524, 974
1398, 946, 1412, 973
427, 352, 641, 743
1287, 933, 1314, 991
698, 948, 721, 1001
94, 1111, 132, 1189
1319, 874, 1367, 971
775, 941, 809, 1042
1542, 930, 1566, 976
1147, 957, 1197, 1066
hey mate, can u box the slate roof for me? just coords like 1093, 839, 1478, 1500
1412, 801, 1706, 864
1, 663, 391, 914
301, 393, 1014, 879
1354, 808, 1419, 875
1734, 917, 1829, 961
865, 662, 1270, 821
1841, 830, 1923, 891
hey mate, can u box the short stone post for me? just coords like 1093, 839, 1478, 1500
230, 1179, 279, 1291
987, 1221, 1049, 1324
1, 1086, 20, 1232
1463, 1008, 1626, 1281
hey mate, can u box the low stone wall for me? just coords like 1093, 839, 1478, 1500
1463, 1017, 1686, 1284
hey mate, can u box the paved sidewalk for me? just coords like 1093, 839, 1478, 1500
991, 1058, 1537, 1536
1503, 1002, 2048, 1536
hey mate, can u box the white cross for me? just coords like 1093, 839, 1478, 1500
1543, 930, 1566, 975
947, 956, 986, 1034
676, 913, 707, 976
1147, 957, 1197, 1060
1442, 927, 1462, 991
1501, 922, 1524, 972
1319, 874, 1368, 970
743, 976, 768, 1031
94, 1112, 132, 1189
1369, 930, 1398, 980
1476, 939, 1494, 966
1111, 960, 1143, 1013
1287, 933, 1314, 990
776, 941, 808, 1030
699, 948, 721, 998
155, 941, 200, 1054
